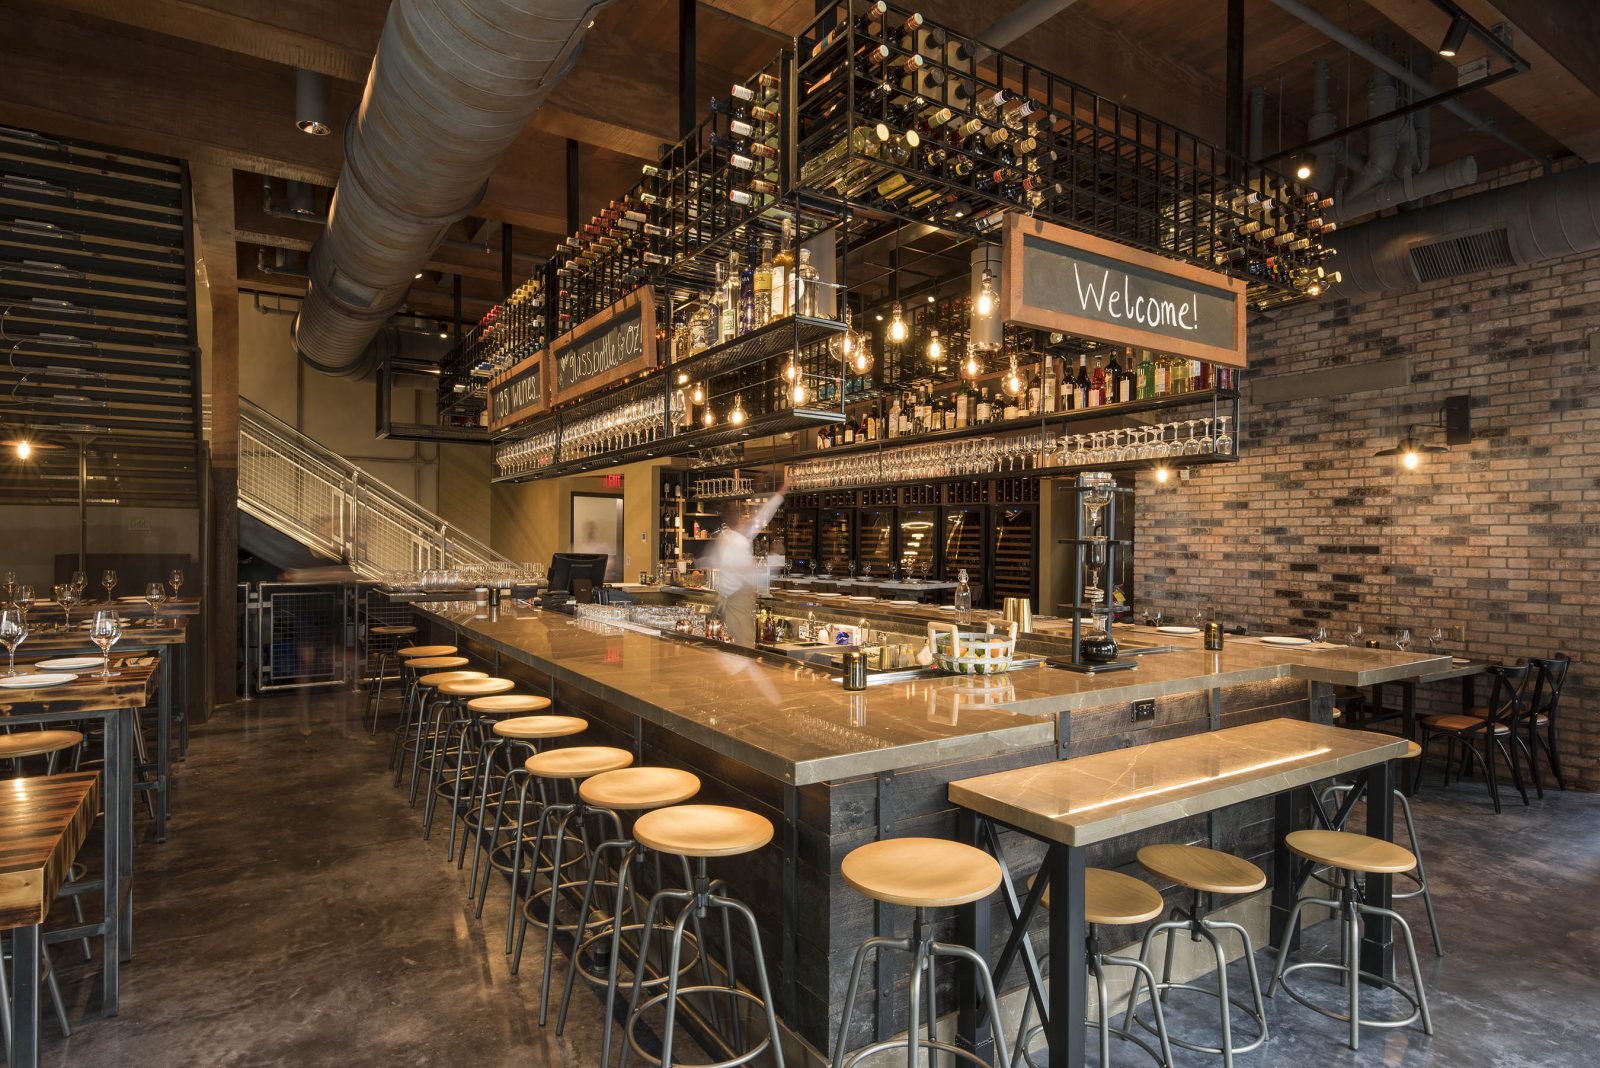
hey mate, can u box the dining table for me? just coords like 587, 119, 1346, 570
0, 656, 156, 1016
946, 717, 1411, 1067
0, 772, 100, 1068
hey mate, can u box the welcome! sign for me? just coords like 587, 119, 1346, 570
1000, 216, 1247, 368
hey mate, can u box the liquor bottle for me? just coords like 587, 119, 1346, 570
955, 382, 969, 427
954, 569, 973, 621
1088, 355, 1107, 407
1026, 364, 1042, 414
975, 387, 993, 423
794, 248, 820, 317
689, 295, 714, 354
1073, 354, 1090, 409
753, 237, 774, 324
719, 255, 740, 340
1169, 356, 1188, 394
887, 393, 902, 437
771, 219, 795, 322
739, 247, 755, 334
1137, 350, 1155, 399
1041, 355, 1058, 413
1111, 349, 1133, 403
1154, 355, 1171, 396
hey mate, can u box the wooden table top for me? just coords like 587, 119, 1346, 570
0, 657, 159, 713
0, 772, 100, 928
949, 718, 1410, 847
28, 596, 200, 619
1413, 659, 1491, 684
24, 623, 187, 654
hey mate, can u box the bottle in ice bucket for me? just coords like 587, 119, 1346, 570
954, 569, 973, 622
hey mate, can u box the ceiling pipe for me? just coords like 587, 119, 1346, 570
1306, 59, 1341, 185
1266, 0, 1548, 167
974, 0, 1084, 58
1247, 86, 1266, 162
1346, 47, 1401, 202
293, 0, 608, 379
1330, 155, 1478, 225
1328, 162, 1600, 293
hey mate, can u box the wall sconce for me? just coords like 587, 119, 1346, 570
1375, 394, 1471, 468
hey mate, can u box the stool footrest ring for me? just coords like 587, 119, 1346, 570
1273, 960, 1424, 1031
625, 986, 773, 1068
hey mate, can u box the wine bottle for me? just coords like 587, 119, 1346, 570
1073, 354, 1090, 409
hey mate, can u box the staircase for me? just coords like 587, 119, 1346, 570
237, 398, 505, 577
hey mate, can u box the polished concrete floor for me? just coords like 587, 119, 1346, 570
35, 691, 1600, 1066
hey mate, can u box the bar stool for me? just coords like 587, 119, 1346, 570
454, 694, 553, 870
1268, 830, 1433, 1051
1318, 741, 1443, 954
1123, 844, 1268, 1068
555, 766, 706, 1067
366, 624, 418, 729
1013, 871, 1173, 1068
468, 712, 586, 919
401, 663, 480, 802
422, 676, 516, 847
621, 805, 785, 1068
0, 731, 84, 775
388, 647, 460, 766
833, 837, 1011, 1068
509, 746, 635, 982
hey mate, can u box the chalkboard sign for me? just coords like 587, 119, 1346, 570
489, 351, 546, 431
550, 285, 658, 405
1001, 216, 1247, 367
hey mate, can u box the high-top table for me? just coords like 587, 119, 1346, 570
0, 658, 155, 1016
947, 718, 1410, 1066
0, 772, 100, 1068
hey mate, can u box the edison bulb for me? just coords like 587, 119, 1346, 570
1155, 466, 1170, 484
962, 353, 980, 379
15, 441, 30, 460
975, 267, 997, 318
790, 380, 807, 405
1402, 449, 1420, 471
926, 328, 943, 363
888, 301, 907, 343
853, 348, 871, 374
1002, 361, 1023, 397
730, 395, 747, 426
702, 408, 715, 427
783, 361, 798, 382
691, 383, 705, 405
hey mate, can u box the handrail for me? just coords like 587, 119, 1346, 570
237, 396, 508, 577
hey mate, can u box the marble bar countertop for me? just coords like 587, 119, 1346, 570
949, 718, 1410, 846
413, 602, 1450, 786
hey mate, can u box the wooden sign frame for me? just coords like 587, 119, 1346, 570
1000, 215, 1248, 368
488, 348, 548, 432
549, 285, 659, 407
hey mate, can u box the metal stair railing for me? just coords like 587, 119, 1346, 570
238, 397, 506, 577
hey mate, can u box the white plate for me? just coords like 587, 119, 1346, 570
1261, 635, 1312, 646
815, 592, 840, 597
0, 673, 78, 689
1156, 625, 1201, 635
938, 605, 958, 612
891, 599, 917, 606
1452, 657, 1471, 665
849, 596, 874, 601
117, 596, 148, 602
34, 657, 103, 671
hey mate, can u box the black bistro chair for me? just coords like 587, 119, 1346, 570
1517, 654, 1570, 793
1419, 662, 1530, 813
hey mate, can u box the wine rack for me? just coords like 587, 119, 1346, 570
820, 507, 854, 567
857, 506, 895, 571
795, 2, 1334, 305
940, 504, 985, 588
897, 506, 937, 575
990, 504, 1037, 604
786, 506, 819, 569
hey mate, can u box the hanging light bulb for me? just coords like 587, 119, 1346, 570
888, 300, 908, 343
730, 394, 747, 426
926, 328, 944, 363
691, 382, 705, 405
1002, 357, 1024, 397
975, 268, 997, 318
852, 337, 872, 374
790, 378, 808, 405
783, 361, 799, 383
702, 407, 715, 427
962, 351, 981, 380
1154, 465, 1170, 484
15, 440, 31, 460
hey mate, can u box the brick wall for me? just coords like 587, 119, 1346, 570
1135, 236, 1600, 790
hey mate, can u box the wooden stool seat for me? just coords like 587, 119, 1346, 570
372, 625, 417, 636
468, 694, 552, 716
1138, 843, 1265, 896
409, 656, 470, 672
438, 677, 515, 698
580, 767, 701, 810
493, 715, 587, 740
1404, 740, 1422, 759
418, 669, 485, 688
1031, 868, 1165, 926
1468, 706, 1547, 725
398, 645, 456, 658
1424, 713, 1508, 735
841, 837, 1001, 908
1286, 830, 1415, 875
0, 730, 84, 760
632, 804, 773, 858
524, 745, 633, 780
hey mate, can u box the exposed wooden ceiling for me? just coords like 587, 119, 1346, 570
0, 0, 1595, 329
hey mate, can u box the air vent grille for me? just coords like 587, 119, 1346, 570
1409, 228, 1515, 283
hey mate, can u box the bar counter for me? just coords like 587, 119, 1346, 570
407, 599, 1447, 1057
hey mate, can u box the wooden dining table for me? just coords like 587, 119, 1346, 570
0, 772, 100, 1068
946, 718, 1411, 1067
0, 659, 156, 1017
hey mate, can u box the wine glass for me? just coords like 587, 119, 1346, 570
71, 571, 87, 599
2, 571, 14, 606
1394, 629, 1411, 654
169, 569, 185, 598
14, 585, 33, 627
0, 609, 26, 677
58, 584, 80, 629
1150, 609, 1164, 629
1312, 625, 1329, 644
1427, 627, 1444, 654
90, 610, 122, 678
145, 582, 168, 626
101, 569, 118, 604
1346, 622, 1364, 647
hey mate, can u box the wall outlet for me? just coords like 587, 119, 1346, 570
1133, 699, 1156, 721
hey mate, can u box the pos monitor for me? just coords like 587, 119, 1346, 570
547, 552, 608, 594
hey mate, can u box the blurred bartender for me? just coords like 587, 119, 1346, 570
703, 478, 788, 647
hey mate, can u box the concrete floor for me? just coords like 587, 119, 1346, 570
35, 691, 1600, 1067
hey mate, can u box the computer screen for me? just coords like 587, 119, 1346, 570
548, 552, 608, 593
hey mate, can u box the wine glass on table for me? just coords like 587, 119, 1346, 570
58, 584, 80, 630
71, 571, 87, 600
1346, 622, 1364, 647
90, 610, 122, 678
169, 568, 185, 600
3, 571, 14, 607
101, 569, 118, 604
14, 585, 33, 628
0, 609, 26, 677
1394, 629, 1412, 654
1427, 627, 1444, 654
145, 582, 168, 626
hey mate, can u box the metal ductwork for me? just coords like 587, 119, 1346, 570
1346, 47, 1400, 202
294, 0, 607, 379
1328, 163, 1600, 294
1330, 156, 1478, 226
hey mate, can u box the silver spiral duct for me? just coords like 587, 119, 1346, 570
294, 0, 608, 378
1328, 163, 1600, 294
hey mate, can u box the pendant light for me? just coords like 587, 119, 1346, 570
790, 377, 808, 405
702, 407, 715, 427
1002, 356, 1024, 397
887, 300, 908, 343
926, 327, 944, 364
962, 351, 981, 380
975, 268, 997, 318
691, 382, 705, 405
729, 394, 747, 426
